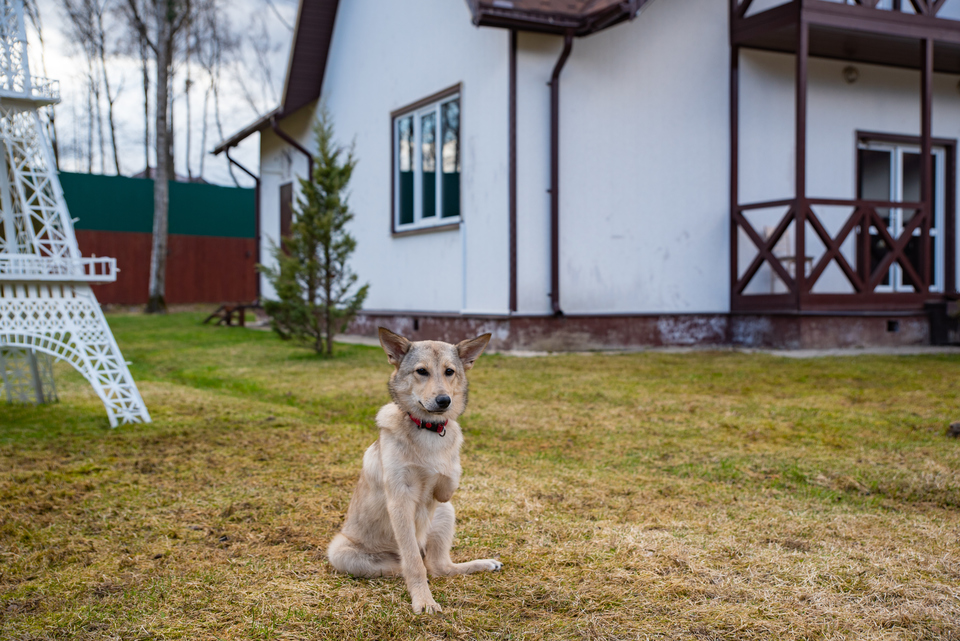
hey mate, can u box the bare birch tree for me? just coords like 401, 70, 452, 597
59, 0, 123, 175
194, 0, 237, 185
121, 0, 193, 313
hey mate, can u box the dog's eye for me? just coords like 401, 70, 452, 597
416, 368, 429, 376
445, 368, 455, 376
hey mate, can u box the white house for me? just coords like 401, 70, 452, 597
215, 0, 960, 349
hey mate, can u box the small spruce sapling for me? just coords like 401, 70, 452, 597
260, 109, 369, 355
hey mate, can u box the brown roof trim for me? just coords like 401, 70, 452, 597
281, 0, 340, 115
212, 107, 282, 155
467, 0, 649, 37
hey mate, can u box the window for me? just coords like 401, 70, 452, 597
857, 140, 945, 293
393, 88, 460, 231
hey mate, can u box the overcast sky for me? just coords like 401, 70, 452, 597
30, 0, 298, 187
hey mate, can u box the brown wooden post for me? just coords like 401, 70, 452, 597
730, 44, 740, 309
795, 19, 809, 307
509, 29, 518, 312
920, 37, 933, 292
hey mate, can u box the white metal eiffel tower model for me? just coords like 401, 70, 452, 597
0, 0, 149, 426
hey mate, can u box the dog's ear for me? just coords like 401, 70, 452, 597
456, 333, 491, 371
379, 327, 411, 368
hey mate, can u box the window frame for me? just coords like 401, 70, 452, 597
390, 83, 462, 236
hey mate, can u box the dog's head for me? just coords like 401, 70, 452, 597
378, 327, 491, 421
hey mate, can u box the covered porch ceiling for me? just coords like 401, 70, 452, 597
733, 0, 960, 73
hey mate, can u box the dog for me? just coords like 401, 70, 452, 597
327, 327, 502, 614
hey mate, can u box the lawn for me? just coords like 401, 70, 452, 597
1, 313, 959, 640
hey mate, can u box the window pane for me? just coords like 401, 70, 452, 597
422, 112, 436, 218
441, 99, 460, 218
902, 152, 920, 223
398, 116, 414, 225
858, 148, 892, 286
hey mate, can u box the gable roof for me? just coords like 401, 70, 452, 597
213, 0, 340, 154
466, 0, 645, 36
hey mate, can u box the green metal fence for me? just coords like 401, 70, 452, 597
60, 172, 255, 238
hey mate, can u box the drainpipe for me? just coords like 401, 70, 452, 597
224, 150, 261, 304
509, 29, 518, 312
270, 116, 314, 180
549, 30, 573, 317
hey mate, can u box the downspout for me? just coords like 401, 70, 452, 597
224, 150, 261, 304
270, 115, 314, 180
549, 29, 574, 316
509, 29, 518, 312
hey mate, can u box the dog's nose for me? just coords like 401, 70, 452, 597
435, 395, 451, 409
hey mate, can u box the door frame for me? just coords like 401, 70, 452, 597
857, 130, 957, 296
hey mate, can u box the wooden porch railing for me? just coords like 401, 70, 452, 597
732, 198, 938, 311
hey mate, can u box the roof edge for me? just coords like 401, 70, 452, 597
212, 106, 282, 155
468, 0, 647, 37
278, 0, 306, 111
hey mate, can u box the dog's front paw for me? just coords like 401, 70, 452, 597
412, 596, 442, 614
479, 558, 503, 572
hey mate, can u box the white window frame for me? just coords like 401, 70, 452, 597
858, 140, 945, 293
392, 91, 461, 232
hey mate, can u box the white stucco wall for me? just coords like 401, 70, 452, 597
258, 107, 313, 302
284, 0, 509, 315
515, 0, 732, 314
257, 0, 960, 315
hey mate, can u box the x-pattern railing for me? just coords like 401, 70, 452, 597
734, 198, 930, 297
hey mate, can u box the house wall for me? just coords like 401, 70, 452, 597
258, 0, 960, 320
259, 107, 314, 302
259, 0, 509, 314
515, 0, 732, 314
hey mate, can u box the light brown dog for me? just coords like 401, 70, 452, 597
327, 327, 502, 614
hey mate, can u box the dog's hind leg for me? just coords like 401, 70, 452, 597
423, 503, 503, 577
327, 533, 402, 578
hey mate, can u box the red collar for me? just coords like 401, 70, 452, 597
408, 413, 447, 437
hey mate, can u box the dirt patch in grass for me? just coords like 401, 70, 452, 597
1, 313, 959, 640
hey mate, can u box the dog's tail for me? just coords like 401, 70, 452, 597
327, 533, 402, 578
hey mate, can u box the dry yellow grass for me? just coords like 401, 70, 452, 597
1, 313, 959, 640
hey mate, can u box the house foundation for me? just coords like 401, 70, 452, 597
348, 311, 931, 351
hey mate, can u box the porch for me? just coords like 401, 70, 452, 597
730, 0, 960, 313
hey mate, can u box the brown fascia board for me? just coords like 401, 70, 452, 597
281, 0, 341, 116
467, 0, 645, 37
212, 107, 282, 155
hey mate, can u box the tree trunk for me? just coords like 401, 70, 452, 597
185, 28, 192, 181
85, 70, 93, 173
325, 248, 333, 356
146, 9, 172, 314
198, 84, 209, 178
140, 33, 149, 174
